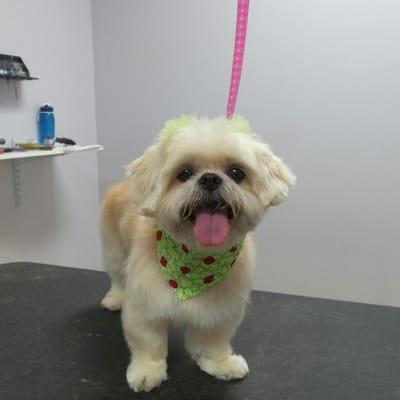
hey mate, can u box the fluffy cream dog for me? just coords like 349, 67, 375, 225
101, 116, 295, 392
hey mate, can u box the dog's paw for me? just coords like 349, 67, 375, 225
101, 289, 123, 311
126, 359, 168, 392
197, 354, 249, 380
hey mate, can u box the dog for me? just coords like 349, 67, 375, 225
100, 115, 295, 392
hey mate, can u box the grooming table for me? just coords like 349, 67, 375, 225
1, 262, 399, 400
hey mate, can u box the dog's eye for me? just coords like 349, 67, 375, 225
227, 167, 246, 183
176, 168, 194, 182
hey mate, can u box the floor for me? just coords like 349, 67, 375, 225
1, 262, 400, 400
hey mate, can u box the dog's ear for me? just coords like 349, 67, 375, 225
252, 141, 296, 207
126, 143, 162, 216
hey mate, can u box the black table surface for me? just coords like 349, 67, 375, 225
1, 263, 399, 400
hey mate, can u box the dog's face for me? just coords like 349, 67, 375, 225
127, 117, 295, 251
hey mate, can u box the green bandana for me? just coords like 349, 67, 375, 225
156, 230, 243, 301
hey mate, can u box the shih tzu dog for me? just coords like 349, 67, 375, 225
100, 115, 295, 392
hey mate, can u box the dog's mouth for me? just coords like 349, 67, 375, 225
187, 205, 234, 223
182, 202, 234, 247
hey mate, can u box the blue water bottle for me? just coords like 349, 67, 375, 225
37, 104, 55, 144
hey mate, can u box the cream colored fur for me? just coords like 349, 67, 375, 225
101, 117, 295, 392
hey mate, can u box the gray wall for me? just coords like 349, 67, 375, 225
92, 0, 400, 306
0, 0, 101, 269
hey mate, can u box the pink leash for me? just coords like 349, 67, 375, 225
226, 0, 250, 119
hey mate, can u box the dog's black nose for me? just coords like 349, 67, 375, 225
198, 173, 223, 192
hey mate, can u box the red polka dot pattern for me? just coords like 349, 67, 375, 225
168, 279, 178, 288
203, 256, 215, 265
160, 256, 168, 267
156, 229, 244, 300
180, 266, 191, 274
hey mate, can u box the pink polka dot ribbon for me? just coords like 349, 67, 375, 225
226, 0, 250, 119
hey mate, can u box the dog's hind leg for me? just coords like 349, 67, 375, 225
101, 232, 127, 311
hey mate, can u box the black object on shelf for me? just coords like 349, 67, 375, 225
56, 137, 76, 145
0, 53, 38, 80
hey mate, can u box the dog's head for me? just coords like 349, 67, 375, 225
127, 116, 295, 251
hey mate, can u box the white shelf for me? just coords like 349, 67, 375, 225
0, 144, 103, 161
1, 144, 103, 208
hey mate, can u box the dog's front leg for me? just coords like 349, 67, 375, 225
184, 316, 249, 380
122, 307, 168, 392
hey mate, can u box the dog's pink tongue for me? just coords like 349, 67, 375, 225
193, 211, 230, 247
